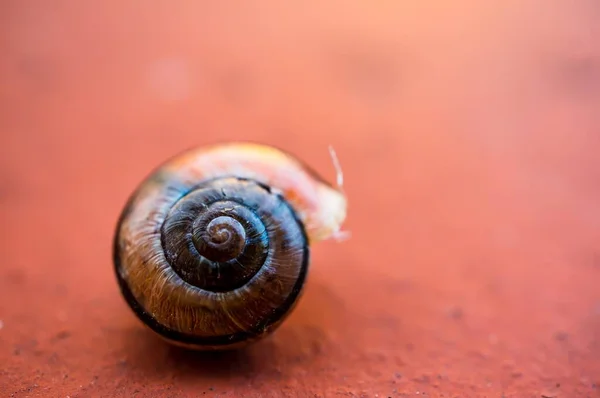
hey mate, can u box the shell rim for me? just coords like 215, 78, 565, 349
112, 176, 311, 348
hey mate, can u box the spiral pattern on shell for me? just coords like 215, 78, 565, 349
114, 171, 309, 349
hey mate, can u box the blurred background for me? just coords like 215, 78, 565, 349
1, 1, 599, 397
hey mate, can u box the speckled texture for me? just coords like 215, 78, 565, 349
1, 1, 599, 397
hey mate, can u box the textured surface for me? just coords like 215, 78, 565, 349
1, 1, 599, 397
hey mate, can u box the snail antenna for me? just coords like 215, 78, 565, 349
328, 145, 345, 195
328, 144, 351, 242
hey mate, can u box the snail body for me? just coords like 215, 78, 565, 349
113, 142, 347, 350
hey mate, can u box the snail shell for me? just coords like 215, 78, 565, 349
113, 142, 347, 350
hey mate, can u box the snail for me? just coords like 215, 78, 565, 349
113, 142, 348, 350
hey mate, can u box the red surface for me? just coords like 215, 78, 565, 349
1, 1, 599, 397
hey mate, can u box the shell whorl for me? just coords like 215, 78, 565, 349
161, 178, 275, 293
115, 174, 309, 348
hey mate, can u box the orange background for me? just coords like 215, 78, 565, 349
1, 1, 599, 397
